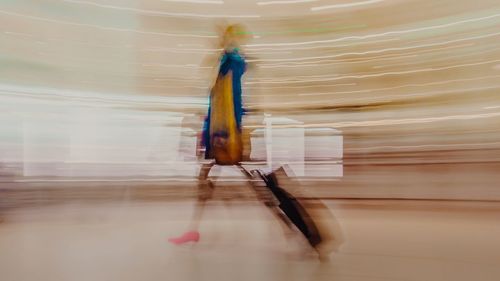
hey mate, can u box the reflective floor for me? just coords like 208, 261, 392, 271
1, 199, 499, 281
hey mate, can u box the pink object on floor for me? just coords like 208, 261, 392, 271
168, 231, 200, 245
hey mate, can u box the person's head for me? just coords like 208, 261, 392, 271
220, 24, 249, 50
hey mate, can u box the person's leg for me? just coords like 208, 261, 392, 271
169, 162, 215, 245
190, 162, 217, 228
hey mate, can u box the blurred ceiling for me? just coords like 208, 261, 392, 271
1, 0, 500, 113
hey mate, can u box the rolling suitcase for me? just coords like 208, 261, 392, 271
251, 168, 323, 248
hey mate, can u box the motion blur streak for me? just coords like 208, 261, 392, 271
62, 0, 260, 18
1, 0, 500, 280
311, 0, 384, 11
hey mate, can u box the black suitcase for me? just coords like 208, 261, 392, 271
253, 169, 322, 248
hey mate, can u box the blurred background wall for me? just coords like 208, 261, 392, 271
1, 0, 500, 200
